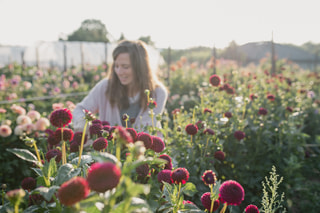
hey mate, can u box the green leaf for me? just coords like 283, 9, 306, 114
182, 182, 198, 197
71, 155, 93, 166
55, 163, 81, 185
89, 152, 120, 167
6, 148, 38, 163
35, 185, 59, 202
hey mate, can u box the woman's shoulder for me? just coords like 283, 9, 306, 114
154, 81, 168, 97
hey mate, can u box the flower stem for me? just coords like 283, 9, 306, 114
209, 184, 214, 213
151, 109, 154, 129
220, 203, 227, 213
33, 142, 42, 164
203, 137, 210, 158
78, 120, 88, 167
116, 140, 121, 161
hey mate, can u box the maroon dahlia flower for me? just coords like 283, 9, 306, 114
286, 106, 293, 112
102, 120, 110, 126
92, 137, 108, 151
159, 154, 173, 170
258, 107, 268, 116
214, 150, 225, 161
92, 119, 102, 125
157, 169, 173, 184
249, 94, 258, 101
136, 163, 150, 177
201, 192, 220, 211
204, 108, 212, 113
69, 141, 80, 153
47, 134, 60, 146
73, 131, 87, 145
28, 194, 45, 206
185, 124, 198, 136
45, 149, 62, 163
234, 130, 245, 141
202, 170, 217, 186
209, 74, 221, 87
21, 177, 36, 191
57, 177, 90, 206
224, 112, 232, 118
171, 167, 189, 184
203, 128, 215, 135
126, 127, 137, 141
89, 123, 103, 137
151, 136, 165, 153
114, 126, 133, 144
87, 162, 121, 193
219, 180, 245, 206
245, 204, 260, 213
183, 200, 195, 206
54, 128, 74, 142
266, 94, 275, 101
137, 132, 153, 149
196, 120, 205, 130
49, 108, 72, 128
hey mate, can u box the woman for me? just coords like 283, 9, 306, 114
72, 40, 168, 132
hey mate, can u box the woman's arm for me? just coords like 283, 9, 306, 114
72, 79, 108, 132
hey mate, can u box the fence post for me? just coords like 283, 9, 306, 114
63, 42, 67, 72
80, 42, 85, 74
271, 33, 276, 74
314, 51, 319, 72
167, 46, 171, 87
212, 45, 216, 74
36, 45, 40, 69
21, 50, 25, 71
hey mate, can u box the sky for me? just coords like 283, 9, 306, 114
0, 0, 319, 49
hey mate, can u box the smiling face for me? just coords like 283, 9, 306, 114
114, 53, 135, 87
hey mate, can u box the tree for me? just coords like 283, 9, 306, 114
138, 36, 155, 46
118, 33, 126, 41
67, 19, 109, 43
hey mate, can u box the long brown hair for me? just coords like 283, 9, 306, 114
106, 40, 159, 111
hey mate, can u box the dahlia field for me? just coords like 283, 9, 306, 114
0, 57, 319, 213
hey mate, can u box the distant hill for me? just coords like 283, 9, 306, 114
239, 41, 316, 62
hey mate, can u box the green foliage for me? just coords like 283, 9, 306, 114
67, 19, 109, 42
261, 166, 286, 213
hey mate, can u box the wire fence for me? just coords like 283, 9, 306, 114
0, 91, 88, 105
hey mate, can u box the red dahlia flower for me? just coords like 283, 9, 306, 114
28, 194, 44, 206
234, 130, 245, 141
89, 123, 103, 137
46, 149, 62, 163
245, 204, 260, 213
54, 128, 74, 142
126, 127, 137, 141
185, 124, 198, 135
201, 192, 220, 211
258, 108, 268, 116
203, 128, 215, 135
209, 74, 221, 87
137, 132, 153, 149
159, 154, 173, 170
87, 162, 121, 193
49, 108, 72, 128
73, 131, 87, 145
224, 112, 232, 118
219, 180, 245, 206
286, 106, 293, 112
202, 170, 217, 186
151, 136, 165, 153
69, 141, 80, 153
57, 177, 90, 206
21, 177, 36, 191
171, 167, 189, 184
266, 94, 275, 101
47, 134, 60, 146
157, 169, 173, 184
204, 108, 212, 113
136, 163, 150, 177
92, 137, 108, 151
114, 126, 133, 144
214, 150, 225, 161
